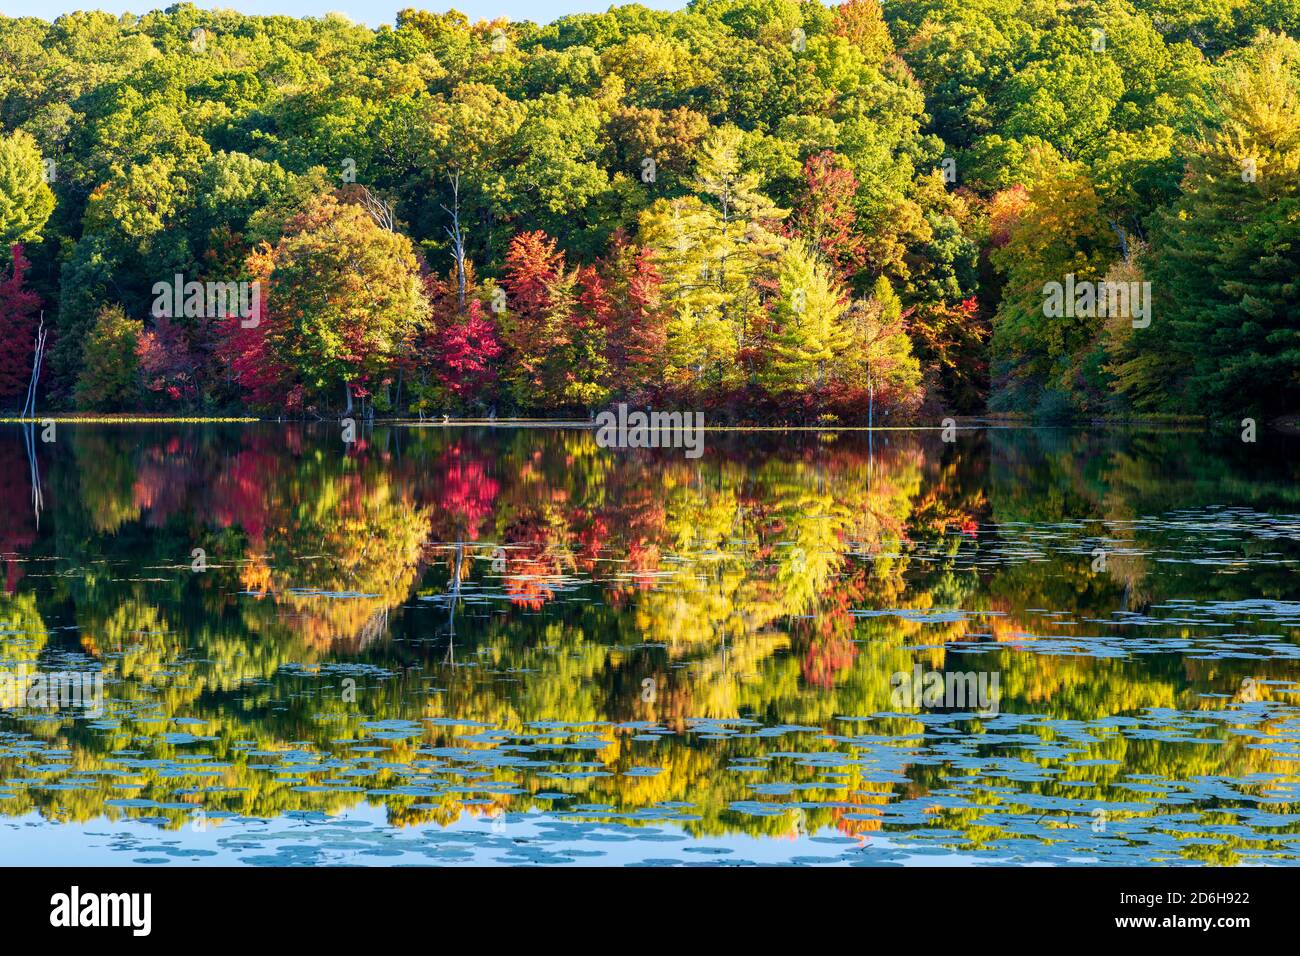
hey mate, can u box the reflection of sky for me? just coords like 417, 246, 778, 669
1, 1, 689, 29
0, 805, 994, 867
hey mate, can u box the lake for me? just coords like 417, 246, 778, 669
1, 422, 1299, 866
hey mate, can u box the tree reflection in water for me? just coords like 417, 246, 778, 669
1, 423, 1299, 865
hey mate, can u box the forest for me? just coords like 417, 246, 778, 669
0, 0, 1297, 423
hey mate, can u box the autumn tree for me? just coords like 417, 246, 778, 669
604, 233, 668, 395
790, 150, 865, 284
989, 150, 1117, 415
761, 238, 852, 396
434, 299, 503, 409
831, 0, 893, 69
238, 192, 431, 414
0, 129, 55, 249
74, 304, 142, 410
497, 230, 569, 409
0, 244, 41, 409
637, 126, 787, 392
136, 315, 199, 407
844, 276, 923, 413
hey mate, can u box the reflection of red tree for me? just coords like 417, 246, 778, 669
0, 439, 35, 594
501, 513, 563, 609
798, 564, 867, 688
802, 636, 858, 689
505, 552, 559, 610
607, 471, 667, 591
431, 443, 499, 541
132, 440, 198, 526
210, 445, 277, 542
574, 511, 607, 573
833, 792, 883, 840
625, 540, 661, 591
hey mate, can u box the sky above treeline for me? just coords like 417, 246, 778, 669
0, 1, 688, 28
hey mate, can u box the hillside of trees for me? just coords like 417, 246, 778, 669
0, 0, 1297, 422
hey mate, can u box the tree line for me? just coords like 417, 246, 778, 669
0, 0, 1297, 421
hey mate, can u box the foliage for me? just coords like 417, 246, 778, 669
0, 243, 41, 406
0, 129, 54, 248
1, 1, 1296, 420
73, 304, 142, 410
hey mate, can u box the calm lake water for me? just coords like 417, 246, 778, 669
2, 423, 1300, 866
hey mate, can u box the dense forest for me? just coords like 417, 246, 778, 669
0, 0, 1297, 422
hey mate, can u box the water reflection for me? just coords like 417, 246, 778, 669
1, 424, 1299, 866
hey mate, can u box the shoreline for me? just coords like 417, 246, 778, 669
0, 414, 1220, 430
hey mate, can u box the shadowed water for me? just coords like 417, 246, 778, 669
1, 423, 1299, 866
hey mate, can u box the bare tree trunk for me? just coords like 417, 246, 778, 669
868, 369, 874, 430
443, 170, 467, 314
23, 314, 46, 419
445, 542, 464, 664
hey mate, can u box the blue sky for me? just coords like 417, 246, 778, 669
0, 1, 687, 28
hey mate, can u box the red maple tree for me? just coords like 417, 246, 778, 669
0, 244, 42, 407
791, 151, 865, 283
499, 230, 568, 394
435, 298, 502, 402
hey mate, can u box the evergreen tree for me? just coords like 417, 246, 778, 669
762, 238, 852, 395
1143, 32, 1300, 419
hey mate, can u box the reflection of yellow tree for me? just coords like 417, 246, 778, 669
72, 431, 142, 533
0, 592, 47, 711
0, 592, 46, 664
255, 468, 431, 651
